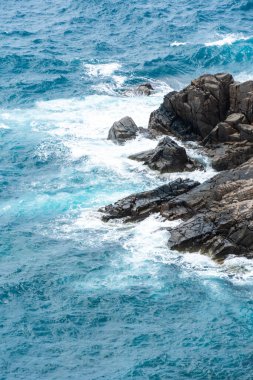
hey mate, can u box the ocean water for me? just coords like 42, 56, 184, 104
1, 1, 253, 379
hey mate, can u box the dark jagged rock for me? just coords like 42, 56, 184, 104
108, 116, 138, 143
148, 98, 198, 141
129, 136, 202, 173
135, 83, 154, 96
149, 73, 234, 140
161, 159, 253, 260
169, 73, 233, 138
147, 73, 253, 171
99, 178, 200, 222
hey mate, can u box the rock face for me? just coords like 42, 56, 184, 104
149, 73, 234, 140
129, 136, 201, 173
160, 159, 253, 260
168, 73, 234, 138
207, 141, 253, 171
99, 178, 200, 222
229, 80, 253, 122
108, 116, 138, 143
148, 95, 198, 141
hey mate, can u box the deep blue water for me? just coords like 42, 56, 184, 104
1, 1, 253, 379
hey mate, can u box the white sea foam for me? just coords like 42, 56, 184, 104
83, 62, 126, 91
84, 62, 122, 77
205, 33, 250, 47
171, 41, 187, 47
0, 123, 9, 129
234, 72, 253, 83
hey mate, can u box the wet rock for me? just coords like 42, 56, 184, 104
108, 116, 138, 143
135, 83, 154, 96
99, 178, 200, 222
161, 159, 253, 260
129, 136, 202, 173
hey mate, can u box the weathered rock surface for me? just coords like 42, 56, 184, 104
203, 113, 247, 144
160, 159, 253, 260
169, 73, 234, 138
129, 136, 201, 173
229, 80, 253, 122
99, 178, 200, 222
206, 141, 253, 171
108, 116, 138, 143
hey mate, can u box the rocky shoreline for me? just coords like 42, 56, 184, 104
100, 73, 253, 261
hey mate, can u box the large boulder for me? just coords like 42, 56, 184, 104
160, 159, 253, 260
108, 116, 138, 143
129, 136, 201, 173
168, 73, 234, 138
99, 178, 200, 222
149, 73, 234, 140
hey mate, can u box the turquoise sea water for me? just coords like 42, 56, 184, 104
1, 1, 253, 379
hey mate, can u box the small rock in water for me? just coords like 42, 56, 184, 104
129, 136, 202, 173
107, 116, 138, 143
135, 82, 154, 96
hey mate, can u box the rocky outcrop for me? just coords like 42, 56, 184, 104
99, 178, 200, 222
160, 159, 253, 260
129, 136, 202, 173
149, 73, 234, 140
148, 73, 253, 171
108, 116, 138, 143
102, 72, 253, 261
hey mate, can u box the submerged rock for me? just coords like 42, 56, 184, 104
135, 82, 154, 96
129, 136, 202, 173
99, 178, 200, 222
108, 116, 138, 143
